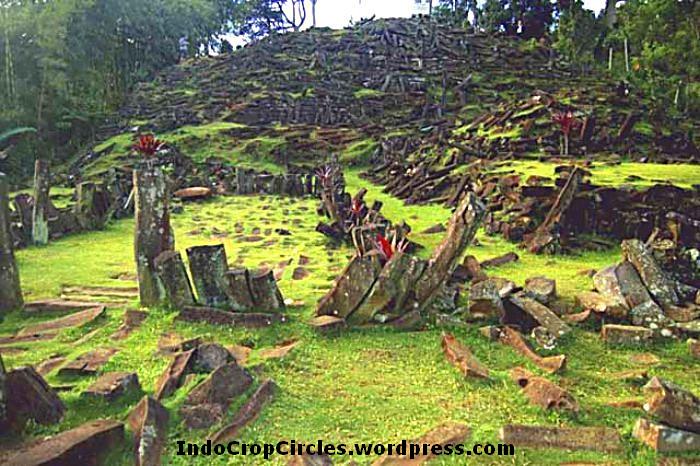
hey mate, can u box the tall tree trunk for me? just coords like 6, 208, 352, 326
605, 0, 617, 28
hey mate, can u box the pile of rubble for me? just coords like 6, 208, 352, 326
367, 160, 700, 252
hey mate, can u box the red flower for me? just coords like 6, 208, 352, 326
133, 134, 164, 157
552, 111, 578, 137
376, 233, 394, 260
351, 198, 363, 216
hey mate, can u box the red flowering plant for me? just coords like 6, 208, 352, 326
373, 232, 408, 264
551, 110, 579, 156
133, 134, 165, 167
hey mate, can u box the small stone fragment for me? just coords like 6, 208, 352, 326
601, 324, 653, 345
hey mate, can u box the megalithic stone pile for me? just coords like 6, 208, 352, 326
316, 192, 485, 328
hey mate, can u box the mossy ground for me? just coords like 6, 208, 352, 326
2, 167, 699, 465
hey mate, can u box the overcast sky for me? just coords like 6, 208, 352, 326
309, 0, 606, 29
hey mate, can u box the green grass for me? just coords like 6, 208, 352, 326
1, 170, 699, 465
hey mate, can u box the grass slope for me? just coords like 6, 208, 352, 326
1, 170, 698, 465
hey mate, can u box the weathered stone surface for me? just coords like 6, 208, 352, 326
0, 354, 5, 425
154, 349, 195, 400
592, 266, 630, 318
209, 379, 277, 443
193, 343, 232, 372
157, 334, 201, 355
249, 269, 286, 312
499, 424, 622, 452
227, 345, 252, 365
19, 306, 106, 338
469, 279, 505, 318
316, 254, 382, 318
666, 305, 700, 323
177, 306, 285, 328
180, 403, 226, 429
461, 254, 488, 283
127, 396, 169, 466
74, 182, 110, 231
184, 362, 253, 408
5, 366, 65, 429
676, 320, 700, 338
134, 166, 173, 307
441, 333, 489, 379
111, 309, 147, 340
524, 276, 556, 304
575, 291, 627, 318
58, 347, 119, 376
2, 419, 124, 466
615, 261, 670, 329
348, 252, 426, 324
622, 239, 680, 309
154, 250, 195, 309
508, 295, 571, 337
225, 268, 255, 311
643, 377, 700, 434
186, 244, 230, 308
562, 309, 594, 324
309, 315, 346, 333
601, 324, 653, 345
415, 193, 485, 310
632, 418, 700, 453
0, 172, 23, 314
510, 367, 578, 412
34, 354, 66, 377
372, 422, 470, 465
83, 372, 141, 401
31, 159, 51, 246
498, 326, 566, 374
173, 186, 212, 200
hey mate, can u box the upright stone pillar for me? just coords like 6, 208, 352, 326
0, 173, 23, 314
134, 166, 173, 307
32, 159, 50, 245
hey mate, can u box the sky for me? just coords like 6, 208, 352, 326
307, 0, 607, 29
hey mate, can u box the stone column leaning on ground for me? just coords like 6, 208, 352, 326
133, 162, 174, 307
0, 172, 23, 314
32, 159, 50, 245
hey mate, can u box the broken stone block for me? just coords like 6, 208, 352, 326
127, 396, 169, 466
180, 403, 226, 430
193, 343, 232, 372
469, 279, 505, 318
58, 348, 119, 376
601, 324, 653, 345
173, 186, 212, 200
316, 254, 381, 318
154, 349, 196, 400
622, 239, 680, 309
248, 269, 286, 313
34, 354, 66, 377
643, 376, 700, 434
508, 295, 571, 337
309, 315, 346, 333
592, 266, 630, 317
373, 422, 470, 465
575, 291, 627, 318
441, 333, 489, 379
186, 244, 231, 308
524, 276, 556, 304
666, 305, 700, 323
154, 251, 195, 309
2, 419, 124, 466
498, 326, 566, 374
18, 305, 105, 337
510, 367, 578, 412
480, 252, 519, 269
224, 269, 255, 312
209, 379, 277, 443
184, 362, 253, 408
23, 299, 99, 314
633, 418, 700, 453
629, 301, 673, 331
5, 366, 64, 429
260, 340, 300, 360
111, 309, 147, 340
499, 424, 622, 452
83, 372, 141, 401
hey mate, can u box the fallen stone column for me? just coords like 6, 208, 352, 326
499, 424, 622, 452
31, 159, 50, 245
442, 332, 490, 379
643, 377, 700, 433
128, 396, 169, 466
134, 166, 174, 306
0, 172, 23, 314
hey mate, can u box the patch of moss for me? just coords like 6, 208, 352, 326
353, 88, 385, 99
340, 139, 378, 166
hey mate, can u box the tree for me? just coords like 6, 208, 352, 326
554, 0, 605, 72
481, 0, 555, 38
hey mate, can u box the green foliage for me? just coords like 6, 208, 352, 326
480, 0, 554, 38
554, 0, 605, 71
